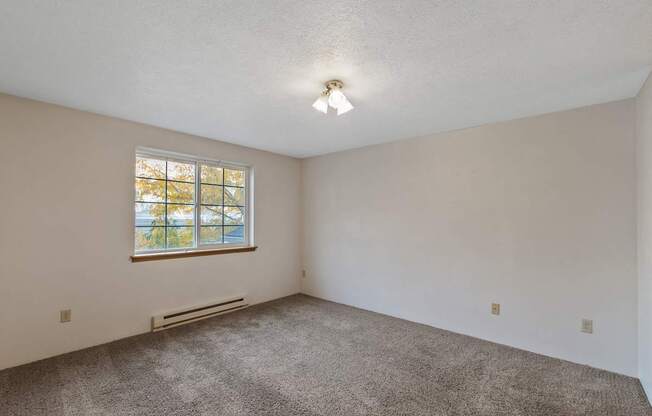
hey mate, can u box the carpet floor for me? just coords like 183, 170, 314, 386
1, 294, 650, 416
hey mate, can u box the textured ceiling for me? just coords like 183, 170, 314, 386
1, 1, 651, 158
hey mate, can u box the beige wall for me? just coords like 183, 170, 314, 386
637, 74, 652, 397
0, 94, 302, 370
301, 100, 638, 376
0, 92, 643, 381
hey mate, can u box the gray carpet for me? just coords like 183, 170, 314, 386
1, 295, 650, 416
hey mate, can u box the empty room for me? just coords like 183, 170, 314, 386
1, 1, 652, 415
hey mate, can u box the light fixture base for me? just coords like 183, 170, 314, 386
325, 80, 344, 90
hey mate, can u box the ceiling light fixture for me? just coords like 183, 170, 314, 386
312, 80, 354, 115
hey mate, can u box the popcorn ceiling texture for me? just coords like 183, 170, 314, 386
1, 295, 650, 415
0, 1, 651, 157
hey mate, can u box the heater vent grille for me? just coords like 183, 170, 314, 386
152, 295, 248, 331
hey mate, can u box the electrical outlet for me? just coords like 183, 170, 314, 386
491, 303, 500, 315
581, 319, 593, 334
60, 309, 71, 323
302, 269, 306, 278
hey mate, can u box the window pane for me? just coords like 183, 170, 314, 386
224, 206, 244, 225
136, 157, 166, 179
167, 204, 194, 226
201, 206, 222, 225
135, 154, 249, 253
201, 184, 223, 205
201, 165, 223, 185
167, 226, 194, 249
224, 186, 245, 206
167, 160, 195, 182
200, 226, 223, 244
224, 169, 245, 187
167, 181, 194, 204
135, 203, 165, 226
135, 178, 165, 202
224, 226, 244, 243
135, 227, 165, 251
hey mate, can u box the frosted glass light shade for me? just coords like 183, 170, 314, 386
328, 89, 345, 108
312, 95, 328, 114
336, 97, 354, 115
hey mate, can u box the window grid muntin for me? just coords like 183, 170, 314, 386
134, 157, 197, 251
198, 163, 247, 246
135, 152, 249, 253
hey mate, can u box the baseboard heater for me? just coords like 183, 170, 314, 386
152, 295, 248, 332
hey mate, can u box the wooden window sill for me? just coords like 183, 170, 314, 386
131, 246, 257, 262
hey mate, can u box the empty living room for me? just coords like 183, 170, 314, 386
2, 1, 652, 415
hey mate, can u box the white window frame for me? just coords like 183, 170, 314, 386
134, 147, 253, 254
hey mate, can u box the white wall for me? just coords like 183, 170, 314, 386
301, 100, 638, 377
637, 74, 652, 397
0, 94, 302, 370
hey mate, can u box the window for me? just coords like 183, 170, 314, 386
134, 149, 250, 253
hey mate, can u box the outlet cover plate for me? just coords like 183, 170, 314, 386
491, 303, 500, 315
60, 309, 71, 323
